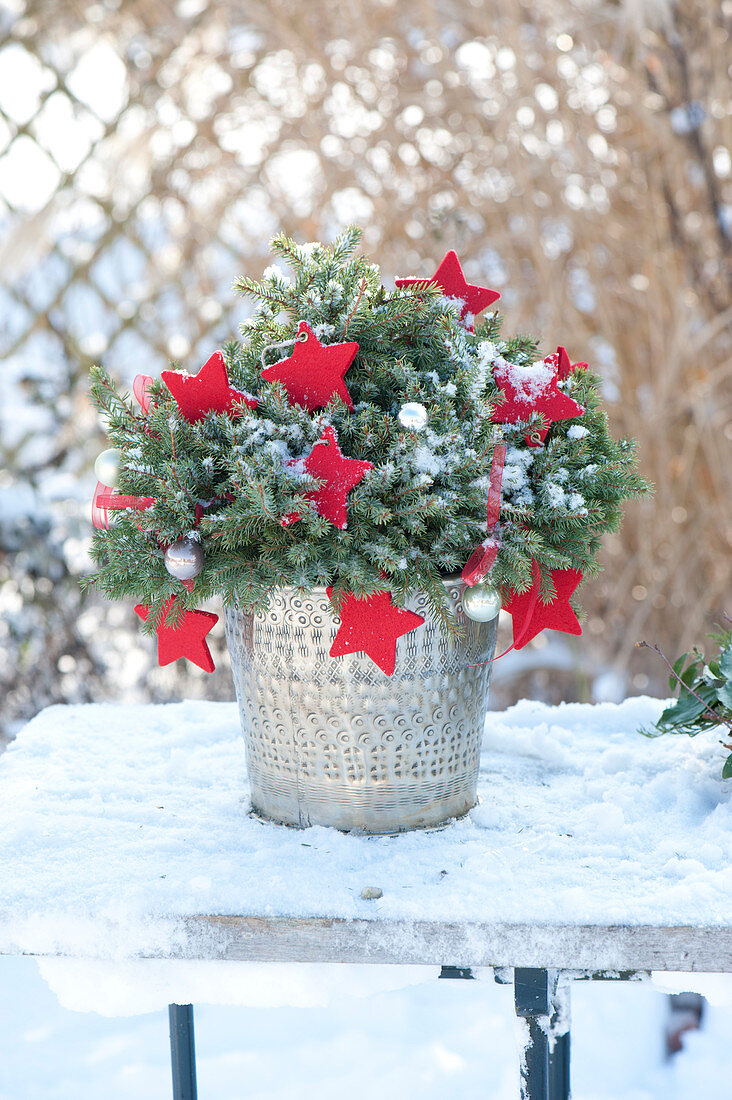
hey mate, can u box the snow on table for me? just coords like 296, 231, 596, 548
1, 697, 731, 1014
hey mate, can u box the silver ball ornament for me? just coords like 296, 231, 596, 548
94, 448, 122, 487
164, 536, 205, 581
398, 402, 428, 432
462, 582, 501, 622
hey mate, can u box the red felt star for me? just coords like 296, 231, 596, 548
490, 356, 585, 445
554, 346, 589, 382
502, 561, 583, 649
260, 321, 359, 412
134, 597, 218, 672
395, 250, 500, 332
287, 426, 373, 528
162, 351, 257, 423
327, 588, 425, 676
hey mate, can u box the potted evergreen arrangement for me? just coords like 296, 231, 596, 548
88, 227, 648, 832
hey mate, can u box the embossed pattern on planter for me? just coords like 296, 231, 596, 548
225, 578, 498, 832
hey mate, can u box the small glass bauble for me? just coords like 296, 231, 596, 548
398, 402, 428, 432
462, 581, 501, 622
164, 536, 205, 580
94, 448, 121, 487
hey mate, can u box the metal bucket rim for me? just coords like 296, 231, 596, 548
231, 575, 466, 604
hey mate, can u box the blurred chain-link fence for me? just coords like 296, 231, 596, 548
1, 0, 730, 740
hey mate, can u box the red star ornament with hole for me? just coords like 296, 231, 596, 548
502, 561, 583, 649
395, 250, 500, 332
490, 356, 585, 445
327, 588, 425, 676
287, 426, 373, 528
553, 346, 589, 382
260, 321, 359, 411
162, 351, 257, 423
134, 597, 218, 672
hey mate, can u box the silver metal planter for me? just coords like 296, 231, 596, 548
225, 578, 498, 833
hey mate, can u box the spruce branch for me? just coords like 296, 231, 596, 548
342, 276, 369, 335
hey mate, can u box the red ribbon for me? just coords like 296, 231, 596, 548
461, 443, 507, 587
508, 557, 541, 648
133, 374, 154, 414
92, 482, 155, 530
91, 374, 157, 530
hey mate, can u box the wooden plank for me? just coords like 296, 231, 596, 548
145, 916, 732, 972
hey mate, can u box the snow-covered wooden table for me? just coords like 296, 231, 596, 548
1, 698, 731, 1100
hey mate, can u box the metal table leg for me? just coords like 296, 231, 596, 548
438, 965, 475, 980
169, 1003, 198, 1100
514, 969, 570, 1100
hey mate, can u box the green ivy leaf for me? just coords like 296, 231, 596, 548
647, 630, 732, 778
680, 661, 701, 688
657, 685, 718, 729
719, 644, 732, 681
669, 652, 689, 691
716, 681, 732, 710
